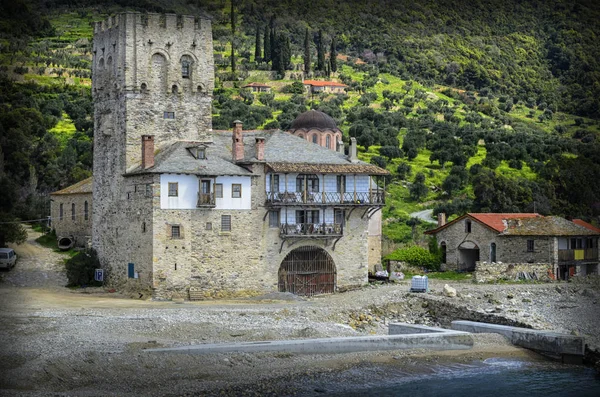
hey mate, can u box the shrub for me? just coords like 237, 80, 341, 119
65, 249, 102, 287
385, 245, 440, 271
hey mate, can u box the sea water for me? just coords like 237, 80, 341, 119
324, 358, 600, 396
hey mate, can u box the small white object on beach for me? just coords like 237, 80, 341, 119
443, 284, 457, 297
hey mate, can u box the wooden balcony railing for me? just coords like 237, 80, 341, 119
197, 192, 215, 207
558, 248, 598, 262
266, 190, 384, 206
279, 222, 343, 237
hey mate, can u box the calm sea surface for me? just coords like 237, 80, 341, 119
324, 358, 600, 397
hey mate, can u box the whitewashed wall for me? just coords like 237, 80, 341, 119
160, 174, 251, 210
160, 174, 198, 209
215, 176, 252, 210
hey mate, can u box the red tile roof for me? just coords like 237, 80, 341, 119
242, 82, 271, 88
573, 219, 600, 233
303, 80, 348, 88
468, 213, 541, 232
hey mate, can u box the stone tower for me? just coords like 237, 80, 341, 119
91, 13, 214, 290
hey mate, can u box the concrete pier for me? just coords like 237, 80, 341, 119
145, 323, 473, 355
451, 320, 584, 364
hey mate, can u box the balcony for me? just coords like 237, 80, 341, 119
197, 192, 215, 207
266, 191, 384, 207
558, 248, 598, 263
279, 222, 343, 238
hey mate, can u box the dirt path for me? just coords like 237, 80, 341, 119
3, 226, 68, 289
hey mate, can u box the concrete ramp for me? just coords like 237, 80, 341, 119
451, 320, 584, 364
145, 323, 473, 355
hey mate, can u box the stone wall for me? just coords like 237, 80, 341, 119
50, 193, 92, 247
434, 218, 557, 271
150, 165, 371, 300
92, 13, 214, 294
474, 261, 553, 283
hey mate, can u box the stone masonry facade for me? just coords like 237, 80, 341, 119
91, 13, 384, 299
50, 192, 92, 247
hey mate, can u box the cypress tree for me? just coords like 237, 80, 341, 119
317, 30, 325, 71
283, 35, 291, 70
263, 24, 270, 62
303, 28, 310, 74
230, 0, 236, 73
269, 27, 275, 64
330, 35, 337, 73
254, 26, 261, 62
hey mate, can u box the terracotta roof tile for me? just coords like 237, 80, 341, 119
572, 219, 600, 233
51, 177, 93, 195
303, 80, 348, 87
468, 213, 541, 232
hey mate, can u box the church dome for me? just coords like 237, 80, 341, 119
290, 109, 338, 131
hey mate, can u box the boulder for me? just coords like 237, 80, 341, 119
443, 284, 457, 297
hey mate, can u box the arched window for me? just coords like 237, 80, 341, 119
326, 135, 331, 149
172, 84, 179, 94
140, 82, 148, 91
312, 134, 318, 144
181, 55, 193, 78
151, 53, 167, 91
84, 201, 89, 220
490, 243, 497, 263
98, 58, 104, 69
296, 174, 319, 193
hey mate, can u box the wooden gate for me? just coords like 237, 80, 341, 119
278, 246, 336, 296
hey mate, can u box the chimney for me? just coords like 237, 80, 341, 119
141, 135, 154, 169
255, 137, 265, 161
349, 137, 358, 162
337, 139, 345, 154
437, 213, 446, 227
232, 120, 244, 162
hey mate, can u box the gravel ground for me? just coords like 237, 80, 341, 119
0, 228, 599, 395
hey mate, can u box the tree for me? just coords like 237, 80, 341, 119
230, 0, 236, 74
329, 35, 337, 73
317, 30, 325, 71
0, 215, 27, 247
263, 23, 271, 63
396, 162, 412, 180
370, 156, 387, 169
254, 26, 261, 62
410, 172, 428, 201
303, 28, 310, 75
379, 146, 403, 160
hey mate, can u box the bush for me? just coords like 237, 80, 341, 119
65, 249, 102, 287
385, 245, 440, 271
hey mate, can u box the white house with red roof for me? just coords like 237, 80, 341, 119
425, 213, 599, 280
303, 79, 348, 94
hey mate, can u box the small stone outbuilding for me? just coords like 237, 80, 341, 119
425, 213, 600, 280
50, 177, 93, 248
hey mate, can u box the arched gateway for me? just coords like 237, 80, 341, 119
278, 246, 336, 296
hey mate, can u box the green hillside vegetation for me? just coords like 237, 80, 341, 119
1, 0, 599, 250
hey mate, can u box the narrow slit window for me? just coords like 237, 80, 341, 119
527, 239, 534, 252
59, 203, 63, 221
71, 203, 76, 220
84, 201, 89, 220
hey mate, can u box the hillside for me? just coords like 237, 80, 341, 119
1, 0, 599, 249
